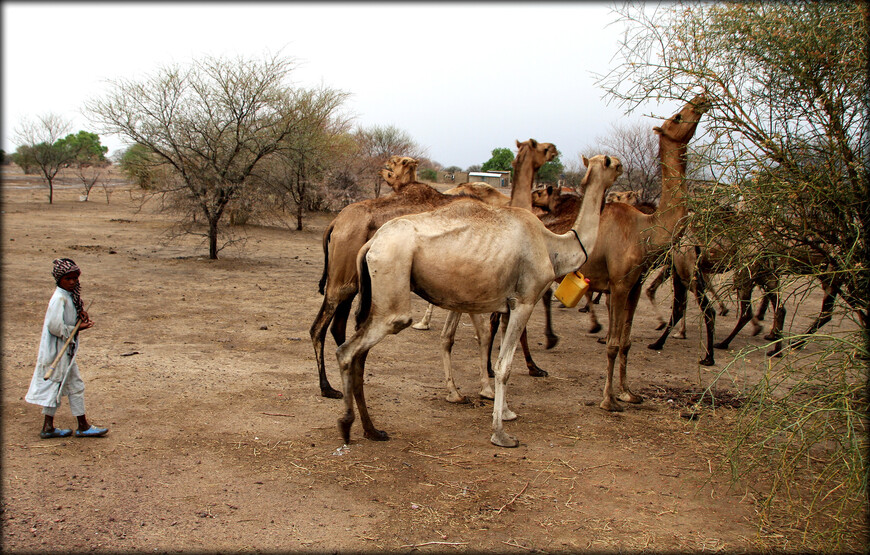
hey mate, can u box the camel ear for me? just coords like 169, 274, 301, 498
605, 156, 611, 167
582, 155, 589, 167
516, 139, 522, 149
653, 126, 663, 135
529, 139, 537, 148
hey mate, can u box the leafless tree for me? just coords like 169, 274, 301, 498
74, 164, 103, 201
353, 125, 427, 197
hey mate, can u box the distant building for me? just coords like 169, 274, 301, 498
468, 170, 512, 188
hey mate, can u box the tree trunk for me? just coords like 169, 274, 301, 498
208, 217, 219, 259
48, 178, 54, 204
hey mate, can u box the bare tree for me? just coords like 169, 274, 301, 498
74, 164, 103, 201
13, 113, 75, 203
583, 120, 661, 202
87, 53, 337, 259
353, 125, 427, 197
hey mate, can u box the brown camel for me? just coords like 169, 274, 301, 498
310, 141, 555, 399
335, 154, 622, 447
577, 94, 709, 411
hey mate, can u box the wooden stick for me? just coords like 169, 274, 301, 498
43, 299, 93, 380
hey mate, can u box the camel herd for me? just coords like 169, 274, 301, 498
306, 93, 837, 447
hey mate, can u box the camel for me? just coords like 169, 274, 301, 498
572, 94, 709, 410
335, 154, 622, 447
310, 140, 555, 399
411, 182, 510, 331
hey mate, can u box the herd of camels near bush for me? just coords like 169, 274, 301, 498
309, 93, 843, 447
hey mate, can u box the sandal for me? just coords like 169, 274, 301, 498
40, 428, 73, 439
74, 426, 108, 437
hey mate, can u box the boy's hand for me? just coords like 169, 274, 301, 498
79, 311, 94, 330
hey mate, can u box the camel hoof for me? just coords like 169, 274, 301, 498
655, 322, 666, 331
322, 387, 344, 399
713, 342, 729, 350
751, 325, 762, 336
767, 348, 784, 358
596, 337, 607, 345
411, 322, 429, 331
491, 431, 519, 448
479, 387, 494, 400
764, 333, 777, 341
618, 392, 642, 404
599, 398, 623, 412
545, 335, 559, 350
364, 429, 390, 441
502, 408, 518, 421
699, 356, 715, 366
338, 417, 353, 444
528, 366, 548, 377
588, 323, 602, 334
446, 393, 469, 404
647, 341, 664, 351
673, 332, 686, 339
719, 308, 730, 317
577, 306, 589, 313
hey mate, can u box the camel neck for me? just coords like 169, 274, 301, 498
652, 140, 689, 242
550, 175, 608, 277
509, 161, 535, 211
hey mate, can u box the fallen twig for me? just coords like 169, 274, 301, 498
497, 481, 529, 514
501, 539, 536, 551
399, 540, 468, 549
262, 412, 294, 417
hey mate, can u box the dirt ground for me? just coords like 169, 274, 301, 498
0, 166, 842, 552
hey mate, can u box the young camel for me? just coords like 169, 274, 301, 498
579, 94, 709, 410
336, 154, 622, 447
310, 141, 554, 399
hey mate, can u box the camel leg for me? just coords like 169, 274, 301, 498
601, 288, 628, 412
692, 277, 717, 366
767, 303, 787, 357
645, 265, 670, 330
595, 293, 609, 344
485, 312, 500, 378
310, 293, 352, 399
490, 305, 533, 448
521, 327, 548, 377
708, 280, 729, 317
541, 287, 559, 349
714, 274, 757, 350
791, 283, 838, 350
412, 303, 435, 330
616, 281, 644, 404
440, 310, 468, 403
648, 276, 687, 352
468, 313, 495, 399
586, 291, 602, 334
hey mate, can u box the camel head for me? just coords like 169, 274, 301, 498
513, 139, 558, 172
531, 185, 558, 211
379, 156, 418, 192
652, 93, 710, 145
581, 155, 623, 189
606, 190, 639, 205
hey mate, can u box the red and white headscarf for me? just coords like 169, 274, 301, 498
52, 258, 83, 315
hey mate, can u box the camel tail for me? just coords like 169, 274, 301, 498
355, 244, 373, 328
318, 223, 334, 295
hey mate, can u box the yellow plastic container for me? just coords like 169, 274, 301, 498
554, 271, 590, 308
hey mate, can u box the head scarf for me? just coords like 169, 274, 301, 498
52, 258, 83, 315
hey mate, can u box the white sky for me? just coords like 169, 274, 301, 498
1, 2, 664, 170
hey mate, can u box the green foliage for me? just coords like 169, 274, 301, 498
601, 1, 868, 547
56, 130, 108, 165
443, 165, 462, 173
10, 145, 38, 173
418, 167, 437, 182
480, 148, 513, 172
118, 143, 159, 188
535, 155, 564, 185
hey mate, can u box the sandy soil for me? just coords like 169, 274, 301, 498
1, 166, 836, 552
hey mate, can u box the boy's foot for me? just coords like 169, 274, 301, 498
40, 428, 73, 439
75, 425, 108, 437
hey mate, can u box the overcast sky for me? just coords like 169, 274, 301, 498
2, 2, 664, 170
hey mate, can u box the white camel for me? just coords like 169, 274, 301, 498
335, 154, 622, 447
